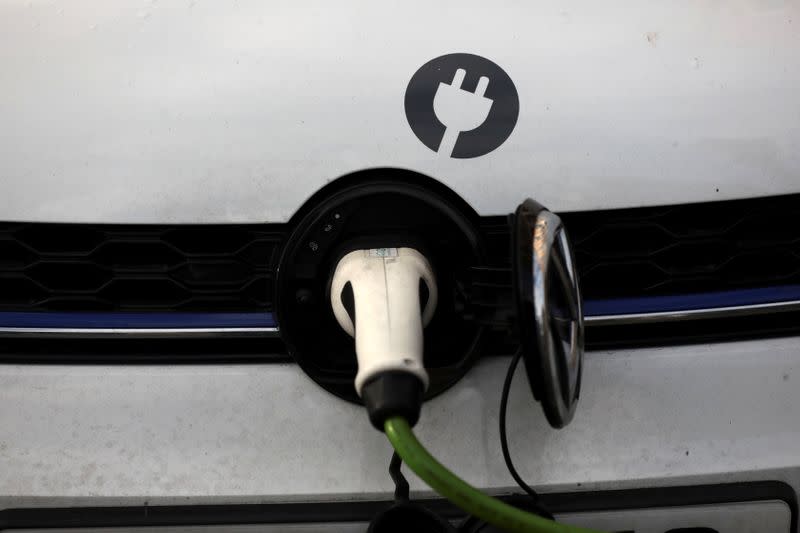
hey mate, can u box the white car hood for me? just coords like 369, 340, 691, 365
1, 0, 799, 223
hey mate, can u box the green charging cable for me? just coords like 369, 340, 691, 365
384, 417, 605, 533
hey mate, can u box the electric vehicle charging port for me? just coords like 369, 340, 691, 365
275, 173, 486, 403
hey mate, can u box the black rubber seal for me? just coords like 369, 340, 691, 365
0, 481, 793, 530
274, 171, 486, 404
361, 371, 424, 430
367, 502, 456, 533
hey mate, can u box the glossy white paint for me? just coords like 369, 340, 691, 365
1, 0, 799, 223
0, 336, 799, 508
2, 3, 799, 530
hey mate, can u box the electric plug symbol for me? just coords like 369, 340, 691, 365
406, 54, 518, 158
432, 68, 493, 157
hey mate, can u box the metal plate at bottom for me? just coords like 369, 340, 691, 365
5, 500, 790, 533
559, 500, 791, 533
4, 526, 363, 533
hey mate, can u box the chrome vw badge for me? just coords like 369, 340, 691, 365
513, 199, 584, 428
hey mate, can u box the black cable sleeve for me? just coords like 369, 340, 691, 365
499, 349, 555, 520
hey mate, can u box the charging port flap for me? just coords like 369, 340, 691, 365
513, 199, 585, 429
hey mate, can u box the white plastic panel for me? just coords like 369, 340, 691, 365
1, 0, 799, 223
0, 336, 799, 507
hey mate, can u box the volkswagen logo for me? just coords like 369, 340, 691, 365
513, 199, 585, 428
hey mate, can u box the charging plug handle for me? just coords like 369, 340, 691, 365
330, 247, 437, 429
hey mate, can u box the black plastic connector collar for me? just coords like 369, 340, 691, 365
361, 371, 424, 431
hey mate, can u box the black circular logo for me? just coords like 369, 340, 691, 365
404, 53, 519, 159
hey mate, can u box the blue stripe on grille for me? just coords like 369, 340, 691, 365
0, 312, 276, 329
582, 285, 800, 316
0, 286, 796, 329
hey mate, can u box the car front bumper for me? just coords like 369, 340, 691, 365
0, 336, 798, 511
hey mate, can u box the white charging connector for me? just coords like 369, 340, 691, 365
330, 247, 437, 429
331, 247, 437, 394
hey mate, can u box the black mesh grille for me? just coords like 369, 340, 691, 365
563, 194, 800, 299
479, 194, 800, 302
0, 194, 798, 321
0, 224, 284, 312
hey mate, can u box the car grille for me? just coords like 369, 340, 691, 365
1, 193, 798, 348
564, 194, 800, 301
479, 193, 800, 312
0, 224, 283, 312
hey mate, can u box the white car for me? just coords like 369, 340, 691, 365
1, 1, 799, 531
